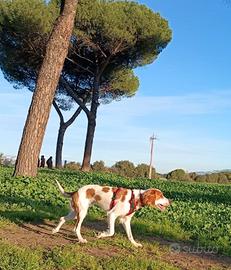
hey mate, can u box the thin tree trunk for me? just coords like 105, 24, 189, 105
53, 100, 83, 168
81, 75, 100, 172
55, 124, 67, 168
81, 116, 96, 171
13, 0, 78, 177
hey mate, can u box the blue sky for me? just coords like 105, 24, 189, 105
0, 0, 231, 173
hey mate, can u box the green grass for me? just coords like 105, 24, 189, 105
0, 241, 43, 270
0, 165, 231, 269
0, 239, 178, 270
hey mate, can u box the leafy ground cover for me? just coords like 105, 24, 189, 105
0, 166, 231, 270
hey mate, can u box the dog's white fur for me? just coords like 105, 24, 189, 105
52, 180, 171, 247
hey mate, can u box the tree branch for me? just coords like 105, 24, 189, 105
64, 105, 82, 127
60, 0, 65, 14
60, 77, 91, 118
66, 57, 94, 75
78, 36, 107, 58
70, 47, 94, 64
64, 96, 90, 127
53, 100, 64, 124
112, 40, 123, 55
96, 44, 107, 58
98, 55, 113, 78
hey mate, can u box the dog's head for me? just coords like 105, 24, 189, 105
142, 189, 172, 211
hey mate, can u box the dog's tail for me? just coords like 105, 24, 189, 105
55, 180, 72, 198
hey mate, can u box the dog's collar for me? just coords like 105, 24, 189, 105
126, 189, 136, 216
109, 187, 122, 211
126, 190, 145, 215
109, 188, 139, 216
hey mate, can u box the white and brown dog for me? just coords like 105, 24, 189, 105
52, 180, 171, 247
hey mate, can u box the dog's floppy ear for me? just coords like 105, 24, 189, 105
142, 190, 157, 206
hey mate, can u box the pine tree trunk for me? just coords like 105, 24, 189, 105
81, 116, 96, 171
53, 101, 83, 169
55, 124, 67, 168
81, 75, 99, 172
13, 0, 78, 177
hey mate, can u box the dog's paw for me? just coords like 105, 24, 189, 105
97, 231, 114, 238
52, 228, 58, 234
79, 238, 88, 243
132, 242, 143, 248
96, 231, 107, 238
96, 232, 103, 238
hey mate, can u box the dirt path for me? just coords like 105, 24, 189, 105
0, 220, 230, 270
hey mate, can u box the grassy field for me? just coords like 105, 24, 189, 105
0, 166, 231, 270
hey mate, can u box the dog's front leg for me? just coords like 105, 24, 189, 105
120, 215, 142, 247
97, 212, 116, 238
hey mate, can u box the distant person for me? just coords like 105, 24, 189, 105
64, 160, 67, 168
40, 155, 45, 168
38, 158, 40, 167
46, 156, 53, 169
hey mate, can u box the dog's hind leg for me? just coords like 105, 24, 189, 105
52, 211, 76, 234
75, 208, 88, 243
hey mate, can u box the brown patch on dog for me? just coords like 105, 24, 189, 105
71, 192, 80, 232
94, 195, 101, 202
142, 189, 163, 206
86, 188, 95, 198
71, 192, 79, 215
102, 186, 110, 193
121, 189, 128, 202
114, 188, 128, 202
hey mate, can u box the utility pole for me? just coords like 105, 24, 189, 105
149, 134, 157, 179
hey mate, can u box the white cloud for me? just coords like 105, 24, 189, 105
99, 90, 231, 121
